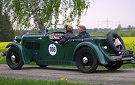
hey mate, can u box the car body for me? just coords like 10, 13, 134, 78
3, 30, 135, 73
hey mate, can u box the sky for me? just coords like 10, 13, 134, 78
76, 0, 135, 29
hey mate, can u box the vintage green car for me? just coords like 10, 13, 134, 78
3, 29, 135, 73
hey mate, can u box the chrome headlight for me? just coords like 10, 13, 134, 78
104, 46, 108, 50
14, 36, 21, 43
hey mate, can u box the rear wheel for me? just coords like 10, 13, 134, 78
75, 47, 98, 73
104, 61, 123, 71
6, 47, 24, 70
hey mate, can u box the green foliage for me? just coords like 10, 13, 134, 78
0, 1, 2, 14
0, 77, 91, 85
0, 2, 15, 41
0, 42, 9, 63
115, 24, 121, 31
2, 0, 90, 31
14, 30, 21, 36
127, 25, 133, 31
131, 31, 135, 37
93, 28, 98, 32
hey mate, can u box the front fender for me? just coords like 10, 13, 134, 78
6, 42, 25, 63
73, 42, 108, 65
6, 42, 22, 50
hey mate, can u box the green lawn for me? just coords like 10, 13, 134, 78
0, 77, 103, 85
90, 31, 135, 37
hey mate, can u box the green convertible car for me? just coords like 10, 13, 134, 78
2, 28, 135, 73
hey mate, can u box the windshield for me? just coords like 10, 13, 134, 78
47, 24, 65, 33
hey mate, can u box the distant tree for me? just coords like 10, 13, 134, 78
131, 26, 135, 28
0, 1, 15, 42
116, 24, 121, 31
104, 28, 111, 32
2, 0, 90, 33
128, 25, 132, 31
128, 25, 131, 28
14, 30, 21, 36
93, 28, 98, 32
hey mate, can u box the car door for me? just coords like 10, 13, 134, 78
39, 36, 65, 61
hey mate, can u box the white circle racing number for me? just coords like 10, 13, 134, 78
48, 44, 57, 56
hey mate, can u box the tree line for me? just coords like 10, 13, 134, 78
0, 0, 90, 41
0, 1, 14, 42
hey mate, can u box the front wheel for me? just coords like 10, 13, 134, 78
104, 61, 123, 71
75, 47, 98, 73
6, 47, 24, 70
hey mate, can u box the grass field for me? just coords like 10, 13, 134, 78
90, 31, 135, 37
0, 77, 99, 85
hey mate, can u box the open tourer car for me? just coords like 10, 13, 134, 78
2, 27, 135, 73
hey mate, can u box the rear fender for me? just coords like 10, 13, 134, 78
73, 42, 108, 65
6, 43, 26, 63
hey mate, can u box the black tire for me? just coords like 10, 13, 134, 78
104, 61, 123, 71
107, 32, 126, 54
36, 63, 48, 67
6, 47, 24, 70
75, 47, 98, 73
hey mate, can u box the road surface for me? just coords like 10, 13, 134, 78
0, 64, 135, 85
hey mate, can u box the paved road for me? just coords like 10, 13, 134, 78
0, 64, 135, 85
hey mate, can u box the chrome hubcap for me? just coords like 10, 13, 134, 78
11, 55, 16, 61
82, 57, 88, 64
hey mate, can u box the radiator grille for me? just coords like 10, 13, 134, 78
23, 42, 40, 50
